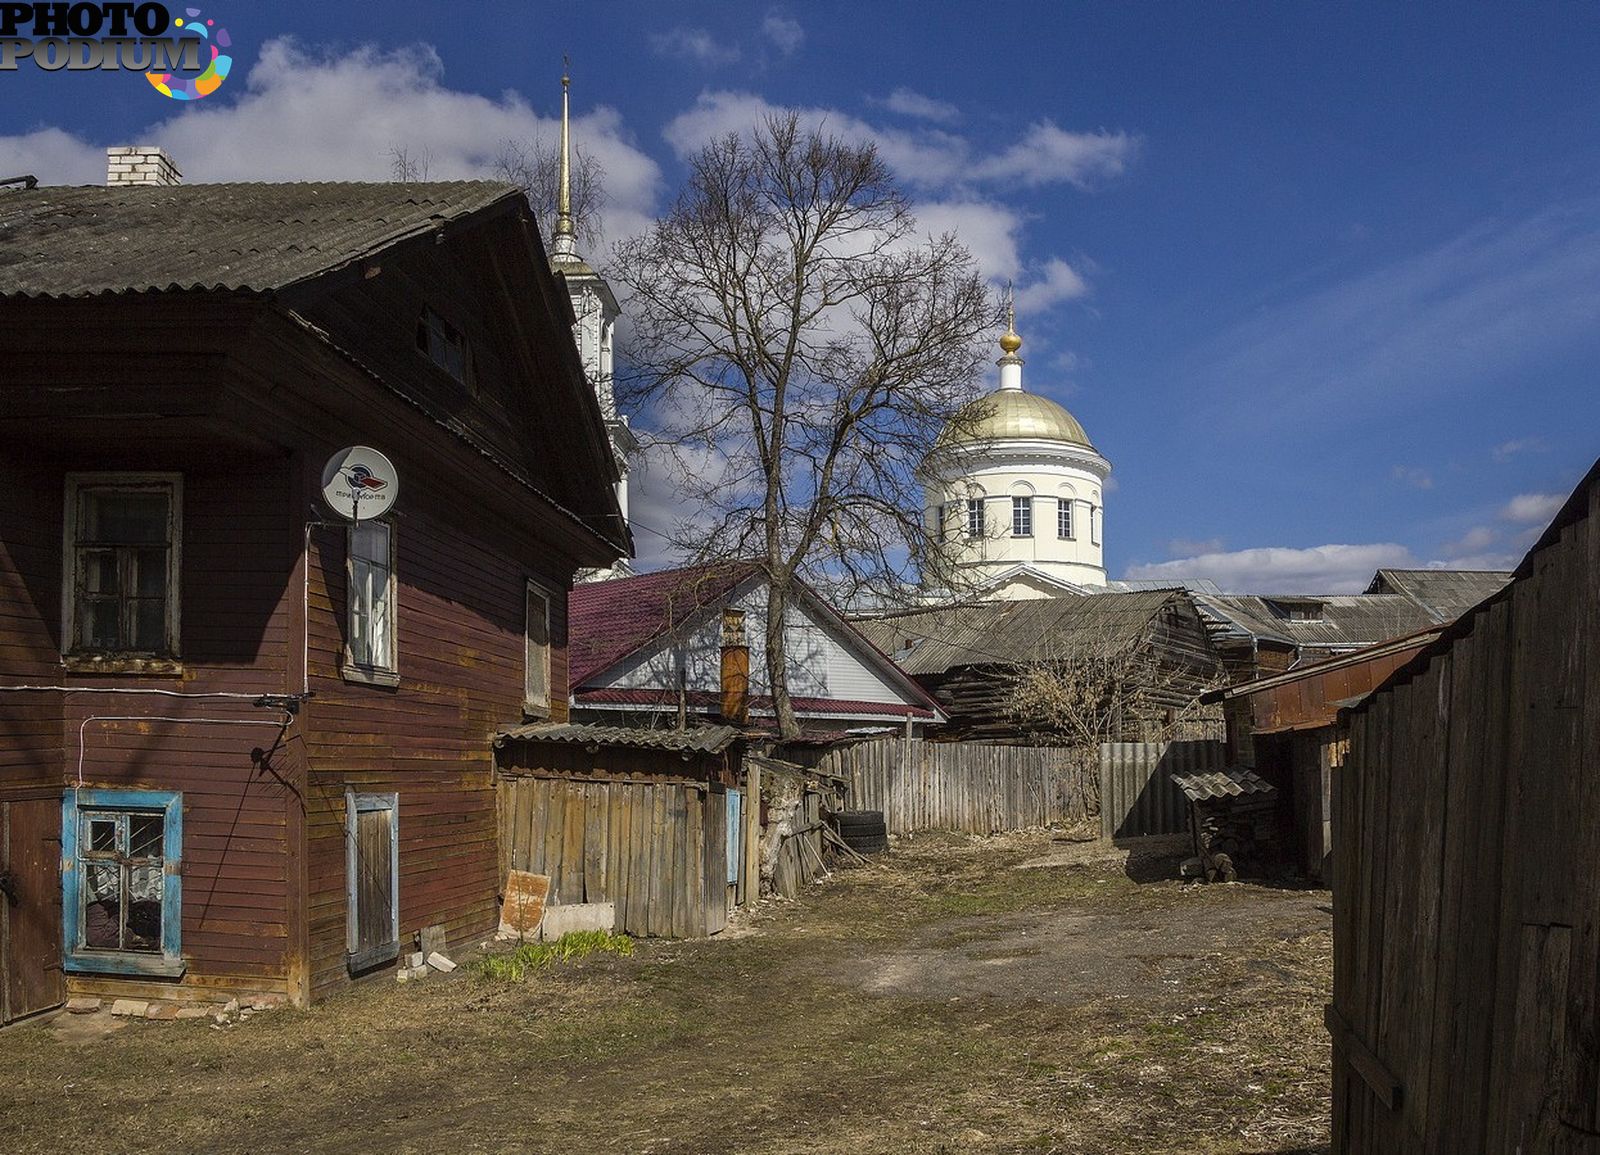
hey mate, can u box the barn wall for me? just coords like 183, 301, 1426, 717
1332, 478, 1597, 1151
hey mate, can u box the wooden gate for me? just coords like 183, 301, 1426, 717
1099, 740, 1226, 839
2, 793, 64, 1025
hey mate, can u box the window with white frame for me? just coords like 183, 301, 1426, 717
525, 581, 551, 714
1057, 498, 1075, 540
62, 789, 183, 976
934, 503, 947, 543
1011, 495, 1032, 537
966, 498, 986, 538
65, 475, 180, 656
347, 521, 395, 674
1090, 504, 1102, 546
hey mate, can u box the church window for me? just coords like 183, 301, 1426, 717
1011, 496, 1032, 537
966, 498, 985, 538
1057, 498, 1074, 540
1090, 505, 1101, 546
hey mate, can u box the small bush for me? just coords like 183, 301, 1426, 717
476, 930, 635, 982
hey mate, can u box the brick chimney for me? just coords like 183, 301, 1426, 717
720, 608, 749, 727
106, 146, 181, 187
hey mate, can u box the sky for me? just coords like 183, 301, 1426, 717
2, 1, 1596, 592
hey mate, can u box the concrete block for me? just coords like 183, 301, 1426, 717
426, 951, 457, 973
145, 1002, 179, 1021
406, 951, 425, 969
109, 999, 148, 1018
65, 996, 101, 1015
539, 902, 616, 940
418, 924, 447, 960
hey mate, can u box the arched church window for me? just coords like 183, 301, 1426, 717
1011, 495, 1032, 537
1057, 498, 1074, 540
966, 498, 985, 538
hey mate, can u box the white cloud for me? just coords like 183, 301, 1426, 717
914, 199, 1024, 282
0, 39, 665, 257
1168, 537, 1225, 557
883, 87, 958, 124
1445, 525, 1496, 554
1191, 200, 1600, 430
1014, 257, 1090, 312
1390, 465, 1434, 490
1125, 543, 1416, 594
650, 27, 740, 66
970, 122, 1140, 190
1492, 436, 1547, 462
1501, 492, 1564, 524
761, 13, 804, 55
1427, 552, 1519, 572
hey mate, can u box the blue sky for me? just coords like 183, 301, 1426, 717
3, 1, 1596, 591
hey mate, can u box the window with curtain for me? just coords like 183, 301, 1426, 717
348, 521, 395, 673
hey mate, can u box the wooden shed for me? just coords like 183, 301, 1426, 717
493, 724, 747, 939
1329, 457, 1600, 1151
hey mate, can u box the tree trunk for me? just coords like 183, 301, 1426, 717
765, 577, 800, 740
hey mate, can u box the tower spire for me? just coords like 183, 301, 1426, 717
553, 56, 577, 259
998, 283, 1024, 390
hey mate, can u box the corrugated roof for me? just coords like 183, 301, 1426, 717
1192, 592, 1438, 653
493, 722, 740, 754
851, 589, 1182, 676
1171, 765, 1277, 803
0, 181, 519, 298
1364, 569, 1512, 623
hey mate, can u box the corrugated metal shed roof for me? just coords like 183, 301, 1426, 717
493, 722, 741, 754
1192, 592, 1438, 652
0, 181, 519, 297
1171, 765, 1277, 803
851, 589, 1181, 676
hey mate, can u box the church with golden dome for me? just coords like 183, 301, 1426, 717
921, 306, 1112, 598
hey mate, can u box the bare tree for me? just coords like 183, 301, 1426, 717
494, 137, 608, 253
388, 144, 432, 182
614, 112, 994, 738
1005, 628, 1224, 748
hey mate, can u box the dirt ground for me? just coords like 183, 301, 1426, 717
3, 831, 1332, 1155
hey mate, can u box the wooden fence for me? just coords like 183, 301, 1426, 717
1330, 476, 1599, 1151
817, 738, 1096, 834
497, 776, 733, 939
1099, 740, 1227, 840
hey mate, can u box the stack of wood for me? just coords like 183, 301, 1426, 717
1171, 765, 1279, 882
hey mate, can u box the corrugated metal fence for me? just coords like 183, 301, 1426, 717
1099, 740, 1227, 839
818, 738, 1096, 834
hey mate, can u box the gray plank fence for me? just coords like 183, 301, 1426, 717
818, 738, 1097, 834
1099, 740, 1227, 840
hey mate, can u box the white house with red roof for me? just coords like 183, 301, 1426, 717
568, 563, 946, 736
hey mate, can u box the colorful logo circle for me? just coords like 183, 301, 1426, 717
146, 7, 232, 101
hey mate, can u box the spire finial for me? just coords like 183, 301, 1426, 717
999, 283, 1023, 357
553, 56, 576, 257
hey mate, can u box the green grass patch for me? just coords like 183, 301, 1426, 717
476, 930, 636, 981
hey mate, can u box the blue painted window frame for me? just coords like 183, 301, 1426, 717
61, 788, 184, 977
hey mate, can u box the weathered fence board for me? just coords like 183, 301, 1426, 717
818, 738, 1095, 834
497, 776, 730, 938
1100, 740, 1227, 839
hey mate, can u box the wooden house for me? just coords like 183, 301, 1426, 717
0, 179, 627, 1018
852, 589, 1226, 743
1329, 457, 1598, 1150
567, 562, 946, 737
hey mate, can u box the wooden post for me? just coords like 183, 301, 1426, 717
743, 757, 761, 903
720, 609, 749, 726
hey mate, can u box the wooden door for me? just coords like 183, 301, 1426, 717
2, 797, 65, 1024
346, 793, 398, 973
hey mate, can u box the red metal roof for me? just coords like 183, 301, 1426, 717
568, 561, 759, 687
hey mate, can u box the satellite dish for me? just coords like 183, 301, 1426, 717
321, 447, 399, 521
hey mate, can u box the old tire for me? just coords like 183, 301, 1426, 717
836, 810, 886, 830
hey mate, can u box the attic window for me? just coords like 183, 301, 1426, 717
1269, 598, 1324, 622
416, 306, 470, 385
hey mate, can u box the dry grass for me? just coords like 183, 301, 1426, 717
3, 831, 1331, 1154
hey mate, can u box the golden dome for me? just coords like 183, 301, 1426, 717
939, 389, 1094, 449
999, 327, 1022, 355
